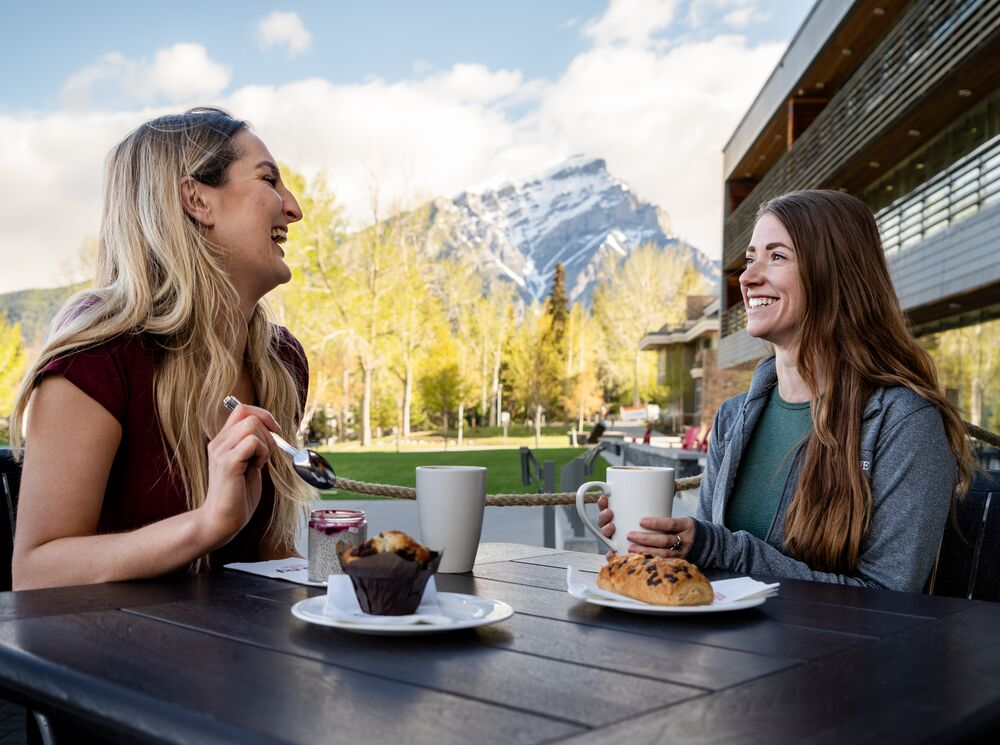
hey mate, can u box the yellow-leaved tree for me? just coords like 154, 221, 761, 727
591, 243, 708, 407
0, 314, 28, 442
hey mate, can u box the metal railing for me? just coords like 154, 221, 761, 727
876, 134, 1000, 255
721, 303, 747, 338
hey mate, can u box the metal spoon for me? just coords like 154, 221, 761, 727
222, 396, 337, 490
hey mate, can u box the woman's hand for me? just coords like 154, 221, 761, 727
597, 493, 696, 560
627, 516, 696, 559
201, 403, 279, 545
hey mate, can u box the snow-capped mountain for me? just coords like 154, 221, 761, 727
426, 155, 719, 304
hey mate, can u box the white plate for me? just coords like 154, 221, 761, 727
566, 566, 774, 615
573, 589, 770, 614
291, 592, 514, 635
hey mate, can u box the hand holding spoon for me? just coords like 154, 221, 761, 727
222, 396, 337, 490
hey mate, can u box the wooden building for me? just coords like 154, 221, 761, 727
719, 0, 1000, 368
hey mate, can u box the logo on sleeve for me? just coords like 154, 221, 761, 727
861, 460, 870, 471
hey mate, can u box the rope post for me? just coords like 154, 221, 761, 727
541, 460, 556, 548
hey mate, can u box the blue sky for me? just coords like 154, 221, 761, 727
1, 0, 814, 292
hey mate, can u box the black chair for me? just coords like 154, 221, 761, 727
1, 447, 20, 593
928, 469, 1000, 602
1, 448, 60, 745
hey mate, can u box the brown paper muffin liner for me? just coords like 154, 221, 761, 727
337, 544, 443, 615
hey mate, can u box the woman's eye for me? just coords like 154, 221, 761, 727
263, 175, 278, 186
744, 257, 754, 266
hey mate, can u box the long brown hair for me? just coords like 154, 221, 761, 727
756, 190, 973, 574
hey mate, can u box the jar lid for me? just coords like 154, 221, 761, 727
309, 508, 366, 525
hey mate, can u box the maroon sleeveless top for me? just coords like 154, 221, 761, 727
40, 327, 309, 568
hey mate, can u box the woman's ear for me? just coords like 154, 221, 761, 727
179, 176, 214, 227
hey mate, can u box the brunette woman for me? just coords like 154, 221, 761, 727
599, 190, 973, 591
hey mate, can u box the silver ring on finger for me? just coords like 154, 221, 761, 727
671, 535, 684, 551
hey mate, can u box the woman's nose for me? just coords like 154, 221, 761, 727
739, 264, 759, 287
283, 189, 303, 223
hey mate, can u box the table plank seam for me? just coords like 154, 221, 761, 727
505, 561, 968, 623
475, 551, 578, 565
241, 587, 820, 666
119, 607, 601, 731
464, 574, 885, 651
466, 567, 896, 659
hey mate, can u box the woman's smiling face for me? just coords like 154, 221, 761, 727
200, 131, 303, 308
740, 212, 805, 351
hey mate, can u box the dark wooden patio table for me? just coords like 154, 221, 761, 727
0, 542, 998, 744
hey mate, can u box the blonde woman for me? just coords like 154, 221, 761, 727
599, 190, 974, 591
10, 108, 313, 589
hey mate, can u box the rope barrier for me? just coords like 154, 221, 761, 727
328, 420, 998, 504
331, 474, 703, 506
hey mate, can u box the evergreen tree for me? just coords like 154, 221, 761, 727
545, 262, 569, 346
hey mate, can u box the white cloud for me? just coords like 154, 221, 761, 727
688, 0, 771, 30
145, 44, 232, 101
2, 6, 788, 293
61, 43, 231, 107
256, 12, 312, 58
0, 109, 152, 291
534, 34, 784, 257
584, 0, 678, 47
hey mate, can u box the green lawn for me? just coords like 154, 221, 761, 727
317, 447, 608, 498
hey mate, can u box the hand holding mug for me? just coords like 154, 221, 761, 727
576, 466, 674, 556
597, 494, 695, 559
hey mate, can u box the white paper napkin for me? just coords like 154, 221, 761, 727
566, 566, 779, 606
323, 575, 454, 625
224, 558, 324, 586
709, 576, 781, 603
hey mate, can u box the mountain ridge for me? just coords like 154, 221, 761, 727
0, 156, 721, 340
426, 154, 719, 304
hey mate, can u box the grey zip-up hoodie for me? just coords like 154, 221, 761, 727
687, 356, 956, 592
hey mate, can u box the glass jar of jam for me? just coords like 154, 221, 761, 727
307, 509, 367, 582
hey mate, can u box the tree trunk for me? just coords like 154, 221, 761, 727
534, 403, 542, 449
971, 324, 983, 426
340, 368, 350, 442
361, 364, 373, 446
480, 345, 490, 430
402, 361, 412, 438
458, 401, 465, 446
443, 410, 449, 450
480, 379, 488, 430
632, 350, 641, 406
491, 345, 502, 426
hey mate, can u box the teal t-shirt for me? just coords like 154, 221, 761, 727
725, 386, 812, 540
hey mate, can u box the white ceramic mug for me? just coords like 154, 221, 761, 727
576, 466, 674, 554
416, 465, 487, 573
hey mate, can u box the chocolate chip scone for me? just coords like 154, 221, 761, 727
597, 553, 714, 606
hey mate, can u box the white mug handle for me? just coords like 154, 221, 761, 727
576, 481, 616, 552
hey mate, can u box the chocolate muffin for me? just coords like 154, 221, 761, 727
338, 531, 441, 615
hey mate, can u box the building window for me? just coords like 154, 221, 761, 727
920, 316, 1000, 434
862, 87, 1000, 214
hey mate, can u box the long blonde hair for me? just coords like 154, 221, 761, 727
10, 107, 311, 563
756, 190, 974, 574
